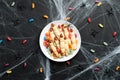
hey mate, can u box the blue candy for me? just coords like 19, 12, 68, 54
0, 40, 3, 44
28, 18, 34, 23
44, 36, 46, 40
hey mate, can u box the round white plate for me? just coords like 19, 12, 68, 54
39, 20, 81, 62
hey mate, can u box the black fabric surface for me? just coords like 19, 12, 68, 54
0, 0, 120, 80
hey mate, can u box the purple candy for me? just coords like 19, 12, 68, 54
94, 67, 101, 71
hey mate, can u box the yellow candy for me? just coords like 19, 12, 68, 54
43, 15, 49, 19
39, 67, 43, 73
98, 23, 104, 28
97, 2, 102, 6
6, 70, 12, 74
32, 3, 35, 9
11, 2, 15, 6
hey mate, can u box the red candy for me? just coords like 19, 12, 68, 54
7, 37, 12, 41
87, 17, 92, 23
113, 32, 117, 37
43, 41, 49, 48
46, 43, 49, 48
22, 39, 27, 45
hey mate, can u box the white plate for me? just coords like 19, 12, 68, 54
39, 20, 81, 62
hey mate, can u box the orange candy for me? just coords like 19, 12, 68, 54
94, 58, 99, 63
69, 43, 74, 50
43, 41, 47, 46
115, 66, 120, 71
31, 3, 35, 9
43, 41, 49, 48
39, 67, 43, 73
45, 32, 50, 37
43, 15, 49, 19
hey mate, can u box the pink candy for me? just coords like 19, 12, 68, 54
113, 32, 117, 37
4, 63, 9, 67
24, 63, 27, 68
66, 61, 71, 65
94, 67, 101, 71
68, 7, 74, 11
95, 0, 100, 3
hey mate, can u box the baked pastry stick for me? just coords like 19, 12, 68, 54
54, 37, 60, 49
70, 28, 77, 50
63, 27, 69, 39
64, 37, 69, 56
49, 28, 55, 42
49, 42, 60, 58
52, 23, 61, 39
60, 34, 66, 56
58, 25, 64, 38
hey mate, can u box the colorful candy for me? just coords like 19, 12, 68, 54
98, 23, 104, 28
113, 31, 117, 37
6, 70, 12, 74
28, 18, 34, 23
4, 63, 9, 67
39, 67, 43, 73
45, 32, 50, 37
66, 61, 71, 65
0, 40, 3, 44
11, 2, 15, 7
87, 17, 92, 23
94, 67, 101, 71
68, 7, 74, 11
22, 39, 27, 45
90, 49, 95, 53
116, 66, 120, 71
43, 15, 49, 19
43, 41, 49, 48
103, 42, 108, 46
44, 36, 46, 40
94, 58, 99, 63
24, 63, 27, 68
96, 2, 102, 6
7, 37, 12, 41
32, 3, 35, 9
